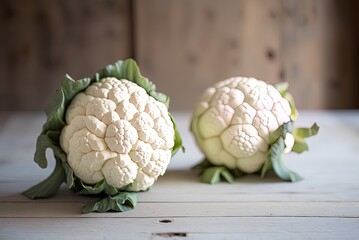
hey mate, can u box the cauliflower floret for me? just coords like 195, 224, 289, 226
191, 77, 292, 173
60, 78, 175, 191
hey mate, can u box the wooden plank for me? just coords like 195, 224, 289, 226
0, 0, 132, 110
1, 0, 358, 112
0, 111, 359, 203
134, 0, 359, 110
0, 202, 358, 218
134, 0, 283, 110
0, 217, 358, 240
281, 0, 326, 108
1, 167, 359, 203
281, 0, 359, 109
320, 0, 359, 108
0, 111, 358, 239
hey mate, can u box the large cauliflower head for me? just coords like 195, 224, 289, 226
60, 77, 175, 192
191, 77, 292, 173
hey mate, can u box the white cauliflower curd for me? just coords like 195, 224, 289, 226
60, 77, 175, 191
191, 77, 294, 174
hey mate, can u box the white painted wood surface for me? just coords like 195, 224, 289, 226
0, 111, 358, 239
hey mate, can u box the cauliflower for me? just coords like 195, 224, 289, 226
191, 77, 318, 183
60, 78, 174, 191
23, 59, 182, 213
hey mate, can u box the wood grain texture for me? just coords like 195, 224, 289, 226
1, 217, 358, 240
0, 111, 359, 203
282, 0, 359, 109
0, 0, 132, 110
0, 111, 358, 239
1, 0, 358, 110
134, 0, 284, 110
324, 0, 359, 109
133, 0, 359, 110
0, 202, 358, 218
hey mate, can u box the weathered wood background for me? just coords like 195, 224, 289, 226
0, 0, 358, 111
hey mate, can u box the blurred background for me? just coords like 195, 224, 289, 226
0, 0, 358, 111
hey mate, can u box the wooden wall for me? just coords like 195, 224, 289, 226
0, 0, 132, 110
0, 0, 358, 111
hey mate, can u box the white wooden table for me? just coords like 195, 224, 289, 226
0, 111, 358, 239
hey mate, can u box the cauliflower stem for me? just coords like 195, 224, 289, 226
23, 59, 183, 213
192, 158, 243, 184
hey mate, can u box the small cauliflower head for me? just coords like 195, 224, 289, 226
60, 77, 175, 191
191, 77, 292, 173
